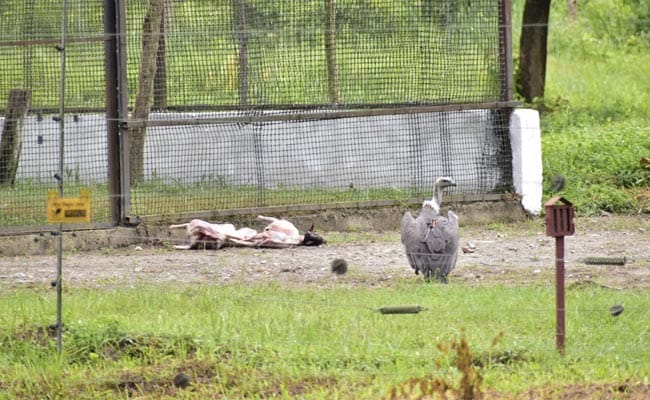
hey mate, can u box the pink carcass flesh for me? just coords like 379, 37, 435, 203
170, 215, 324, 250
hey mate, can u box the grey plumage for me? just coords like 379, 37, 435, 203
401, 177, 459, 283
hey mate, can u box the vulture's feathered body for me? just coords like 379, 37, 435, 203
401, 177, 459, 282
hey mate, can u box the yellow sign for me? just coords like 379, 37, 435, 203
47, 189, 91, 223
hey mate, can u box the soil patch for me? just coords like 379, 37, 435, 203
1, 216, 647, 289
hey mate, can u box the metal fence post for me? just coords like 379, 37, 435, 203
104, 0, 121, 225
499, 0, 513, 101
116, 0, 131, 223
545, 196, 575, 355
104, 0, 131, 225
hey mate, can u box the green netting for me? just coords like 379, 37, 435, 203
0, 1, 512, 228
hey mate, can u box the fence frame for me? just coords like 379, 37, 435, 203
101, 0, 515, 226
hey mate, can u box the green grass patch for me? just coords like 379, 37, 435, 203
0, 179, 411, 226
526, 0, 650, 215
130, 180, 409, 218
0, 182, 110, 226
541, 120, 649, 215
1, 283, 648, 398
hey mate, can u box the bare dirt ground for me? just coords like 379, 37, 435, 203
1, 215, 648, 290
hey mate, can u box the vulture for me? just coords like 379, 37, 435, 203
401, 177, 459, 283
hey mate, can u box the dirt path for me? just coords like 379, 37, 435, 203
1, 216, 648, 290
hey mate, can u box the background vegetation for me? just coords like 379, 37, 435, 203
513, 0, 649, 214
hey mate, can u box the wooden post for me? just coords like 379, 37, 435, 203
0, 89, 31, 186
104, 0, 122, 224
499, 0, 513, 101
235, 0, 249, 107
130, 0, 165, 186
324, 0, 340, 104
153, 0, 169, 110
545, 196, 575, 356
555, 235, 566, 354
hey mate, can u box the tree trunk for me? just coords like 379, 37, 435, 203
130, 0, 165, 186
517, 0, 552, 104
0, 89, 31, 186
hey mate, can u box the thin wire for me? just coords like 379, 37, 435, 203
55, 0, 68, 356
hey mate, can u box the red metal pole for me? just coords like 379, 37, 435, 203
555, 235, 566, 354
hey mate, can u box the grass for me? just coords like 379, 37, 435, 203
0, 182, 411, 227
542, 26, 650, 215
0, 182, 110, 227
524, 0, 650, 215
1, 282, 648, 398
131, 181, 409, 218
541, 120, 649, 214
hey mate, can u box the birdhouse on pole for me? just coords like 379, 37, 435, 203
544, 196, 575, 237
544, 195, 575, 356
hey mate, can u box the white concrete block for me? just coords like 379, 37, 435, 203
509, 109, 543, 215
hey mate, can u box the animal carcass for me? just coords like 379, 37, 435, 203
170, 215, 325, 250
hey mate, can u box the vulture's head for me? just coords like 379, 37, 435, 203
435, 177, 456, 190
425, 177, 457, 212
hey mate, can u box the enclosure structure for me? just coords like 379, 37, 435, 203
0, 0, 520, 231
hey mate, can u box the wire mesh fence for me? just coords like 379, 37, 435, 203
1, 0, 515, 230
0, 0, 109, 228
122, 0, 506, 108
129, 109, 513, 218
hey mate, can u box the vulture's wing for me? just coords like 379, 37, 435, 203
434, 211, 460, 278
401, 210, 437, 275
446, 210, 459, 236
400, 211, 419, 273
400, 211, 415, 242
